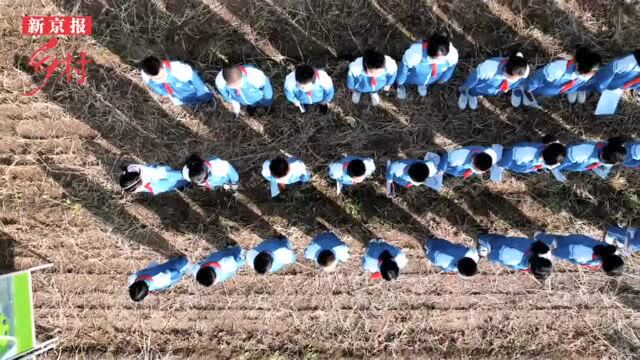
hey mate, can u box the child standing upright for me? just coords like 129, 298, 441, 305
261, 156, 311, 198
493, 135, 567, 182
328, 156, 376, 194
181, 153, 239, 191
139, 56, 213, 106
304, 232, 350, 272
396, 32, 459, 99
362, 239, 408, 281
128, 256, 191, 302
591, 49, 640, 115
347, 49, 398, 106
284, 64, 334, 114
215, 64, 273, 116
444, 145, 503, 182
385, 153, 446, 196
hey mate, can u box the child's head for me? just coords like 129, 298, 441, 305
426, 32, 450, 59
407, 162, 430, 183
254, 251, 273, 274
530, 240, 551, 256
504, 53, 529, 81
529, 255, 553, 281
379, 250, 399, 281
346, 159, 367, 181
574, 47, 602, 76
601, 137, 627, 165
472, 152, 494, 173
457, 257, 478, 277
317, 249, 337, 272
129, 280, 149, 302
363, 49, 386, 77
119, 169, 142, 192
593, 244, 624, 276
295, 64, 316, 92
184, 153, 208, 185
195, 266, 217, 287
541, 135, 567, 167
140, 56, 162, 77
222, 66, 244, 88
269, 157, 290, 179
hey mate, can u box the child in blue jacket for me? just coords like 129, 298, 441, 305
605, 225, 640, 253
181, 153, 239, 191
262, 156, 311, 198
247, 237, 296, 275
119, 164, 190, 195
215, 65, 273, 116
362, 239, 407, 281
396, 32, 459, 99
458, 53, 530, 110
128, 256, 191, 302
478, 234, 553, 280
385, 153, 445, 196
424, 238, 479, 277
525, 47, 601, 105
328, 156, 376, 194
284, 64, 334, 114
493, 135, 567, 182
557, 137, 627, 180
347, 49, 398, 106
592, 50, 640, 93
534, 232, 624, 276
304, 232, 350, 272
193, 246, 245, 287
139, 56, 213, 106
623, 140, 640, 169
444, 145, 502, 182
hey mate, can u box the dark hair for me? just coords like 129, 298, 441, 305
222, 66, 243, 83
529, 256, 553, 281
542, 143, 567, 166
129, 281, 149, 302
363, 49, 386, 71
379, 250, 399, 281
119, 170, 141, 192
593, 244, 617, 258
472, 153, 493, 172
505, 55, 528, 76
407, 162, 429, 183
457, 257, 478, 277
185, 153, 208, 185
317, 249, 336, 268
295, 64, 315, 84
634, 49, 640, 64
140, 56, 162, 76
574, 47, 602, 74
426, 32, 450, 58
601, 254, 624, 276
195, 267, 216, 287
269, 157, 290, 179
530, 240, 551, 256
254, 252, 273, 274
601, 137, 627, 165
346, 159, 366, 178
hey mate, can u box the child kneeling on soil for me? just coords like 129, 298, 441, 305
424, 238, 479, 277
304, 232, 350, 272
362, 239, 407, 281
181, 153, 239, 191
347, 49, 398, 106
385, 153, 446, 196
247, 237, 296, 275
284, 64, 334, 114
128, 256, 191, 302
119, 163, 190, 195
556, 137, 627, 181
458, 52, 530, 110
605, 225, 640, 253
493, 135, 566, 182
139, 56, 213, 106
215, 64, 273, 116
477, 234, 553, 281
193, 246, 245, 287
329, 156, 376, 194
261, 156, 311, 198
444, 145, 503, 182
534, 232, 624, 276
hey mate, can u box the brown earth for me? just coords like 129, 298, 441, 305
1, 0, 640, 358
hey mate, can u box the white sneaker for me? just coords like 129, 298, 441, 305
577, 91, 587, 104
511, 92, 522, 107
567, 92, 577, 104
352, 91, 361, 104
458, 92, 468, 110
230, 101, 241, 116
370, 93, 380, 106
397, 85, 407, 100
170, 97, 184, 106
469, 95, 479, 110
418, 85, 427, 97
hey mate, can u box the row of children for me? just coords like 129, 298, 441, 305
138, 33, 640, 116
128, 225, 639, 302
119, 136, 638, 198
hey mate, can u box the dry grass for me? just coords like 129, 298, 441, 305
1, 0, 640, 358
